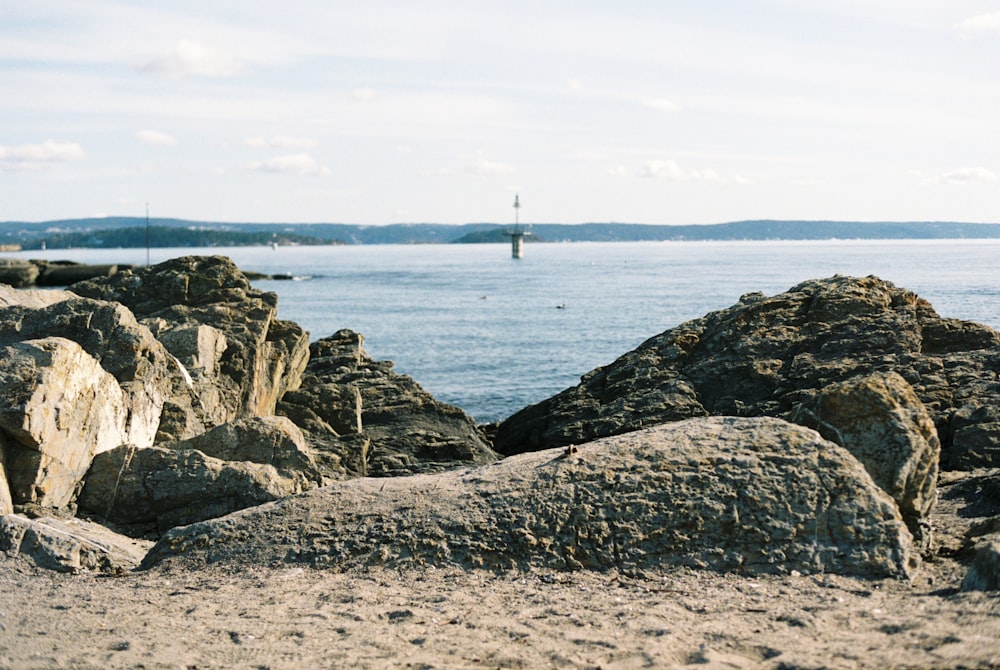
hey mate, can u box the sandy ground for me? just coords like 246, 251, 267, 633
2, 473, 999, 669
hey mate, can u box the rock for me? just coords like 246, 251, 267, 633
79, 440, 320, 536
0, 514, 151, 573
167, 416, 323, 483
71, 256, 310, 438
493, 275, 1000, 471
142, 417, 918, 580
277, 329, 497, 477
792, 372, 939, 540
948, 405, 1000, 470
0, 337, 129, 508
0, 259, 39, 288
0, 293, 175, 450
0, 284, 72, 309
0, 433, 13, 516
961, 540, 1000, 591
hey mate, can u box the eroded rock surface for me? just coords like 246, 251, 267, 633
277, 329, 497, 477
494, 275, 1000, 471
0, 514, 151, 573
143, 417, 917, 579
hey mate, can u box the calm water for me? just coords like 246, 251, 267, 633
13, 240, 1000, 422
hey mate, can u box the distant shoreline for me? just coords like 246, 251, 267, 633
4, 219, 1000, 249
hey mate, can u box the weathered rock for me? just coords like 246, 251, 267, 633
0, 259, 39, 288
31, 260, 128, 286
792, 372, 939, 540
79, 441, 319, 536
0, 337, 129, 508
71, 256, 310, 438
0, 293, 175, 449
961, 540, 1000, 591
277, 329, 497, 477
167, 416, 323, 483
142, 417, 918, 580
0, 433, 13, 516
494, 276, 1000, 471
948, 405, 1000, 470
0, 514, 151, 573
0, 284, 72, 309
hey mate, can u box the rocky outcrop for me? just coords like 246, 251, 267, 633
143, 417, 917, 580
78, 430, 321, 536
962, 541, 1000, 591
0, 337, 130, 508
277, 330, 498, 477
792, 372, 939, 541
70, 256, 310, 440
494, 275, 1000, 471
0, 514, 151, 573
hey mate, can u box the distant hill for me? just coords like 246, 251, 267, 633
2, 217, 1000, 249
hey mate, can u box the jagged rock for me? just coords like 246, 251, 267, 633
0, 293, 175, 450
142, 417, 918, 580
0, 514, 151, 573
0, 284, 72, 309
277, 329, 497, 477
167, 416, 323, 482
79, 438, 320, 536
792, 372, 939, 541
962, 540, 1000, 591
0, 337, 129, 508
71, 256, 310, 439
494, 275, 1000, 471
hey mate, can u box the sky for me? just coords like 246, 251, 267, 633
2, 1, 1000, 226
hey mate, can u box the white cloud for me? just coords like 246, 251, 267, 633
138, 39, 243, 78
351, 88, 377, 101
643, 98, 682, 113
247, 153, 331, 176
640, 159, 722, 182
136, 130, 177, 147
466, 156, 515, 176
0, 140, 85, 170
926, 167, 998, 185
608, 165, 628, 177
954, 11, 1000, 36
244, 136, 318, 150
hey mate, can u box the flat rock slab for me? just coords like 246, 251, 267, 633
143, 416, 917, 579
0, 514, 152, 573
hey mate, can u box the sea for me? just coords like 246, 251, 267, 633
11, 239, 1000, 424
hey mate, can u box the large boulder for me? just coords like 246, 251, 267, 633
792, 371, 940, 541
143, 417, 918, 580
277, 329, 497, 477
494, 275, 1000, 470
0, 514, 152, 573
71, 256, 310, 440
78, 417, 323, 536
0, 295, 175, 449
0, 337, 129, 508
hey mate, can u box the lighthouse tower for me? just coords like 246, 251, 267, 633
508, 194, 529, 259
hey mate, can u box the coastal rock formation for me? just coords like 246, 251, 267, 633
277, 329, 497, 477
0, 514, 151, 573
78, 436, 320, 536
0, 337, 129, 508
792, 371, 939, 540
143, 417, 917, 580
70, 255, 310, 439
494, 275, 1000, 471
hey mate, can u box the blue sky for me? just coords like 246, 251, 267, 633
2, 1, 1000, 225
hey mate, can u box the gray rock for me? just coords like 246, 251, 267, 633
0, 337, 129, 508
0, 293, 175, 449
0, 259, 39, 288
961, 540, 1000, 591
277, 329, 497, 477
79, 442, 319, 536
167, 416, 323, 483
0, 514, 152, 573
142, 417, 918, 580
0, 284, 72, 309
494, 275, 1000, 471
71, 256, 310, 438
792, 372, 939, 541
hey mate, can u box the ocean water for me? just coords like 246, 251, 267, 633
13, 239, 1000, 423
